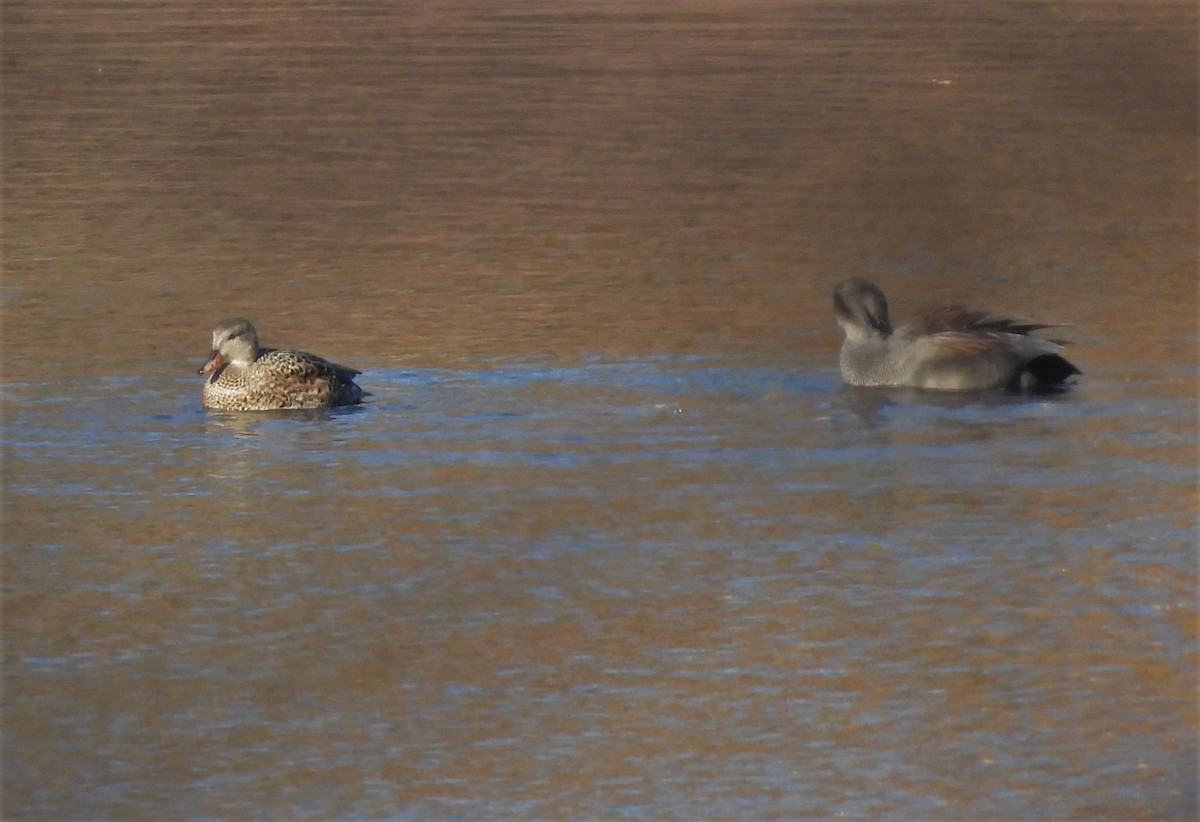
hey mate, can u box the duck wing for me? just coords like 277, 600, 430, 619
909, 305, 1057, 337
901, 328, 1080, 390
259, 348, 357, 378
257, 348, 365, 403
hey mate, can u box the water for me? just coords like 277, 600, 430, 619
5, 357, 1195, 818
3, 1, 1196, 819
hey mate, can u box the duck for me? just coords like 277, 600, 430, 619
833, 278, 1081, 391
198, 317, 365, 410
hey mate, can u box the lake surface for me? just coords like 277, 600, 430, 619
3, 1, 1196, 819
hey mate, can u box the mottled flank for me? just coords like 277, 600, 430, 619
199, 318, 365, 411
833, 278, 1081, 391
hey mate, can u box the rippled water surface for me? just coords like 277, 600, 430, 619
3, 1, 1196, 819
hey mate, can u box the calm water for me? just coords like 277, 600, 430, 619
3, 1, 1196, 819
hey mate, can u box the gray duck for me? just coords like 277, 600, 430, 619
833, 278, 1080, 391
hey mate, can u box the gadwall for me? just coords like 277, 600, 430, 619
833, 278, 1081, 391
198, 318, 365, 410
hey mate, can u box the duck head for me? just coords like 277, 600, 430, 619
199, 317, 260, 375
834, 278, 893, 341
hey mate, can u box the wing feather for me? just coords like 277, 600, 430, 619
909, 305, 1058, 337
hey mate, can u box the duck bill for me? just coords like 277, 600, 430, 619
198, 350, 225, 375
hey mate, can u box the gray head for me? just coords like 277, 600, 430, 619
199, 317, 260, 375
834, 278, 893, 340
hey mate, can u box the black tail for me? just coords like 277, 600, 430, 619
1025, 353, 1082, 385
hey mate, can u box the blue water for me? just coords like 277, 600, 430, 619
4, 356, 1194, 819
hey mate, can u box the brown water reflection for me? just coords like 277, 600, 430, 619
3, 0, 1195, 375
3, 1, 1197, 819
